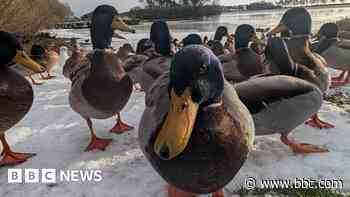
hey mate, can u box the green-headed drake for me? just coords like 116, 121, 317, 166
0, 31, 44, 166
63, 5, 136, 152
268, 7, 334, 129
236, 37, 328, 154
139, 45, 254, 197
221, 24, 266, 83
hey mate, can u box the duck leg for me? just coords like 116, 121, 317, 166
167, 184, 196, 197
331, 71, 350, 87
280, 134, 328, 154
29, 74, 44, 85
0, 133, 36, 167
110, 113, 134, 134
305, 114, 334, 129
85, 118, 112, 152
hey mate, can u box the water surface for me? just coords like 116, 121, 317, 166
51, 7, 350, 49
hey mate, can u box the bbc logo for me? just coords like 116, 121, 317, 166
8, 168, 103, 183
8, 169, 56, 183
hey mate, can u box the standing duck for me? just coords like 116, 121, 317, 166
235, 37, 328, 154
140, 20, 173, 92
63, 5, 136, 151
19, 45, 59, 85
0, 31, 44, 166
314, 22, 350, 87
139, 45, 255, 197
268, 7, 334, 129
221, 24, 266, 83
123, 38, 154, 91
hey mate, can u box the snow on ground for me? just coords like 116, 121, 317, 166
0, 70, 350, 197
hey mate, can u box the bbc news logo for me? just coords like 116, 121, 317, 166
8, 169, 103, 183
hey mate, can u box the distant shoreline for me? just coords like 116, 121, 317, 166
123, 4, 350, 22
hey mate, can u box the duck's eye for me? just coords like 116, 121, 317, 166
199, 64, 208, 75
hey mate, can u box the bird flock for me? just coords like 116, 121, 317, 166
0, 4, 349, 197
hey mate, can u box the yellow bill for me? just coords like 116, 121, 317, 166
111, 17, 136, 33
13, 51, 45, 73
154, 88, 199, 160
267, 23, 288, 36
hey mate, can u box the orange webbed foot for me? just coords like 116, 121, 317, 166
110, 114, 134, 134
0, 151, 36, 167
84, 136, 112, 152
306, 114, 334, 129
281, 135, 328, 154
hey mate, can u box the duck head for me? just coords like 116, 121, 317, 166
150, 20, 172, 56
0, 31, 44, 72
235, 24, 262, 50
265, 37, 297, 75
214, 26, 229, 41
269, 7, 312, 36
154, 45, 225, 160
182, 34, 203, 47
91, 5, 135, 49
317, 23, 339, 39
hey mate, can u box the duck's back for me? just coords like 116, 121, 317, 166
321, 39, 350, 70
0, 69, 33, 132
235, 75, 322, 135
141, 56, 172, 92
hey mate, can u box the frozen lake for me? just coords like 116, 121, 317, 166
51, 7, 350, 49
2, 7, 350, 197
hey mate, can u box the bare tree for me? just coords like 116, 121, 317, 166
0, 0, 72, 34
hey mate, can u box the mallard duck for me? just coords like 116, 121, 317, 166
24, 45, 59, 84
268, 7, 334, 129
314, 22, 350, 87
236, 37, 328, 154
209, 26, 233, 54
123, 39, 154, 91
0, 31, 44, 166
139, 45, 255, 197
221, 24, 266, 83
63, 5, 136, 152
139, 20, 173, 92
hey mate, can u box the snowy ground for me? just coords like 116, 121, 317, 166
0, 69, 350, 197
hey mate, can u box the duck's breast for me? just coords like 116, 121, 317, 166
80, 52, 133, 118
0, 69, 33, 132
